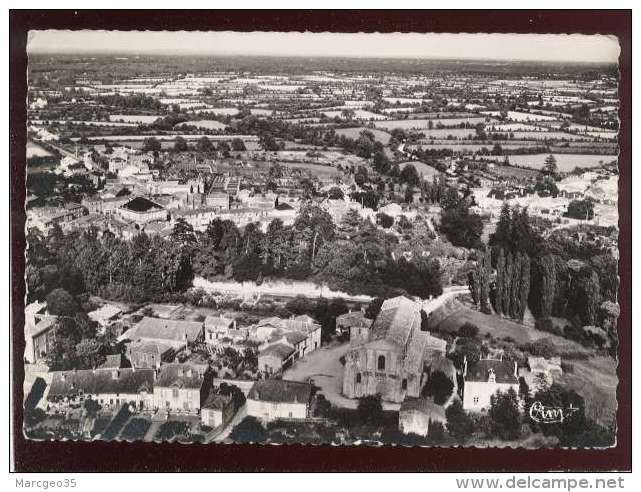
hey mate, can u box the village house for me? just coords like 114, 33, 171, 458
398, 397, 447, 437
126, 340, 176, 369
342, 296, 448, 403
47, 367, 156, 412
200, 392, 234, 429
117, 196, 167, 225
462, 357, 520, 412
257, 343, 296, 375
246, 379, 313, 423
153, 363, 212, 414
252, 315, 322, 358
120, 316, 204, 352
204, 315, 236, 343
87, 304, 123, 333
336, 310, 372, 343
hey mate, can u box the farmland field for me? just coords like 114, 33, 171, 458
335, 127, 392, 144
109, 114, 161, 124
482, 110, 559, 122
375, 117, 494, 131
413, 128, 477, 138
198, 107, 239, 116
490, 153, 617, 171
176, 120, 228, 130
322, 109, 386, 120
398, 161, 441, 179
27, 140, 53, 158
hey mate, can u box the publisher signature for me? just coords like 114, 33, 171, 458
529, 401, 580, 424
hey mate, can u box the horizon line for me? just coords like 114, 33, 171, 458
27, 50, 618, 65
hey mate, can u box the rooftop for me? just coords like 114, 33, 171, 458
155, 363, 210, 389
48, 368, 155, 400
121, 316, 203, 344
465, 358, 518, 384
122, 196, 164, 213
248, 379, 312, 404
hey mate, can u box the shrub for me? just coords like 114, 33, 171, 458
120, 417, 151, 441
458, 322, 480, 338
535, 317, 563, 336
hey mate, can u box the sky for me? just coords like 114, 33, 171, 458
27, 31, 620, 63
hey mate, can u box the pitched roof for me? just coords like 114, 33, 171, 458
155, 363, 209, 389
123, 317, 203, 344
248, 379, 312, 404
370, 296, 419, 346
48, 368, 155, 399
465, 359, 518, 384
259, 343, 296, 360
202, 393, 233, 411
204, 315, 234, 331
122, 196, 164, 212
126, 340, 175, 356
336, 311, 372, 328
284, 331, 308, 346
88, 305, 123, 323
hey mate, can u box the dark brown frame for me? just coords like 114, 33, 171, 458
10, 9, 632, 472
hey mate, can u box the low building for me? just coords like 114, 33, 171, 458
153, 363, 212, 413
200, 393, 234, 429
462, 357, 519, 412
126, 340, 176, 369
336, 310, 372, 343
117, 196, 167, 225
47, 367, 156, 412
120, 316, 204, 352
246, 379, 313, 422
258, 343, 296, 375
399, 397, 447, 437
204, 315, 235, 344
88, 305, 123, 331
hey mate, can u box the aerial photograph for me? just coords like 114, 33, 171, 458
21, 30, 620, 449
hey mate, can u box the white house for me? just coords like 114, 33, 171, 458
153, 363, 211, 414
462, 357, 519, 412
246, 379, 313, 422
47, 368, 156, 412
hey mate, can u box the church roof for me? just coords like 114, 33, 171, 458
369, 296, 420, 346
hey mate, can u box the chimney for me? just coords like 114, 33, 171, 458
111, 369, 119, 380
514, 361, 518, 378
463, 356, 468, 378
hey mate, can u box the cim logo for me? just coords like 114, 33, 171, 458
529, 401, 580, 424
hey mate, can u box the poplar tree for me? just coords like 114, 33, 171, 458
539, 254, 557, 318
495, 248, 506, 315
510, 252, 522, 318
519, 254, 531, 321
479, 248, 492, 314
503, 252, 513, 315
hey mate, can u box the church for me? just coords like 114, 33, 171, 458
342, 296, 449, 403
